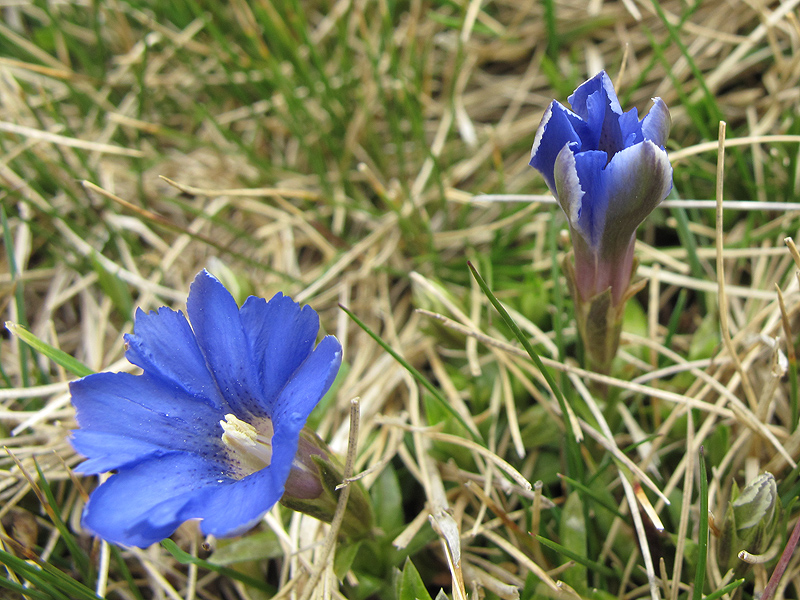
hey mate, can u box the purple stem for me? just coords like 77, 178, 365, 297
761, 515, 800, 600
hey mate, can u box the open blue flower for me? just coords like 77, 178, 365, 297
69, 270, 342, 548
529, 71, 672, 304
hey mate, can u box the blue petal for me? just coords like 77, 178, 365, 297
70, 372, 225, 469
124, 306, 223, 409
529, 102, 583, 196
599, 140, 673, 259
191, 468, 285, 538
618, 107, 642, 147
84, 453, 289, 547
641, 98, 671, 147
71, 431, 166, 475
554, 144, 608, 250
239, 293, 320, 405
553, 143, 583, 229
270, 335, 341, 431
81, 452, 232, 547
186, 270, 263, 419
568, 71, 622, 122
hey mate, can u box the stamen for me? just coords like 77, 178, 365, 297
220, 414, 273, 477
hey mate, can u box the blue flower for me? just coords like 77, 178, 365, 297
529, 71, 672, 304
69, 270, 342, 548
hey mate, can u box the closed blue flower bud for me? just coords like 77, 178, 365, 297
529, 71, 673, 304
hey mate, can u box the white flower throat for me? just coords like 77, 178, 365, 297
220, 414, 274, 478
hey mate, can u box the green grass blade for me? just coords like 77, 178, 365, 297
467, 262, 583, 482
704, 579, 745, 600
558, 475, 624, 519
32, 459, 94, 585
548, 207, 567, 365
648, 0, 721, 123
2, 204, 31, 387
161, 539, 273, 594
0, 548, 76, 600
0, 573, 53, 600
670, 206, 706, 281
662, 288, 688, 366
542, 0, 558, 58
693, 447, 709, 600
338, 304, 482, 442
6, 322, 94, 378
535, 535, 618, 578
110, 545, 145, 600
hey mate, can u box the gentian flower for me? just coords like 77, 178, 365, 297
529, 72, 673, 372
530, 71, 672, 303
69, 270, 342, 548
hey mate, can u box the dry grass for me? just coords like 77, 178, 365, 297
3, 0, 800, 599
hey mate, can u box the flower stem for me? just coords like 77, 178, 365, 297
761, 513, 800, 600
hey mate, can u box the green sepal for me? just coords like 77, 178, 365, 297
564, 254, 642, 374
279, 433, 374, 541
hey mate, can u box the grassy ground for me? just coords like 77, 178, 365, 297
3, 0, 800, 598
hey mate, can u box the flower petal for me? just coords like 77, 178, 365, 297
568, 71, 622, 121
618, 107, 643, 147
71, 431, 166, 475
553, 143, 583, 229
124, 306, 223, 408
270, 335, 342, 430
554, 143, 609, 250
191, 468, 286, 538
599, 140, 673, 261
81, 452, 230, 547
70, 372, 225, 470
641, 98, 671, 147
239, 293, 320, 405
186, 270, 263, 419
529, 102, 583, 196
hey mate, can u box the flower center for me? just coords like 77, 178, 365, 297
219, 413, 274, 479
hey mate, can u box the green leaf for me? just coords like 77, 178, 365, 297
397, 558, 433, 600
704, 579, 745, 600
558, 475, 624, 519
0, 574, 52, 600
209, 531, 283, 565
334, 541, 362, 580
372, 463, 404, 535
559, 491, 587, 592
6, 322, 94, 378
688, 311, 720, 361
0, 547, 97, 600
